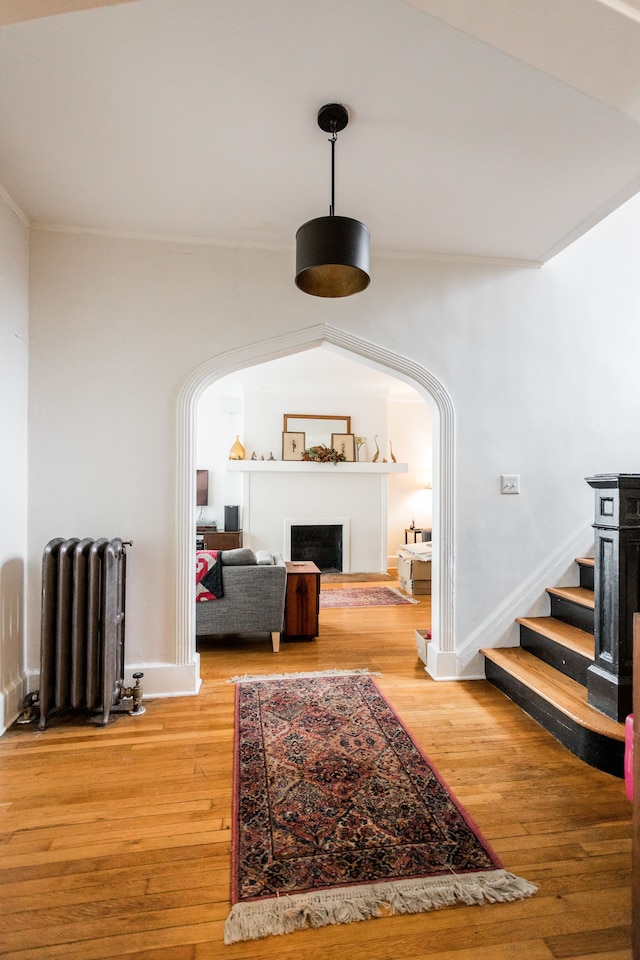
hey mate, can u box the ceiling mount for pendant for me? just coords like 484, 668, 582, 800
316, 102, 349, 135
295, 102, 370, 298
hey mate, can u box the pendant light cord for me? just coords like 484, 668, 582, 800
329, 127, 337, 217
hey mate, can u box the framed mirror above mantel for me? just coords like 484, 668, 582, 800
283, 414, 351, 450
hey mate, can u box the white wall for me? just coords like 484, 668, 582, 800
195, 387, 244, 529
23, 192, 640, 701
387, 398, 433, 555
0, 195, 29, 731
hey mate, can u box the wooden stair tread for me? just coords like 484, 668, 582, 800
546, 585, 595, 609
576, 557, 594, 567
481, 647, 624, 741
516, 616, 594, 659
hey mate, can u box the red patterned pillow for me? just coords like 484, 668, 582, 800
196, 550, 223, 601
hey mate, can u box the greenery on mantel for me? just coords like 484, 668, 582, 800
301, 444, 346, 464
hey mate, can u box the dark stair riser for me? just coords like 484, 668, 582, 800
519, 624, 591, 687
549, 593, 594, 635
578, 563, 594, 592
484, 659, 624, 778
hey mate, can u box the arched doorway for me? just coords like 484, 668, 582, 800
176, 322, 455, 687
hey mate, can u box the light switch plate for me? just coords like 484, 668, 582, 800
501, 474, 520, 494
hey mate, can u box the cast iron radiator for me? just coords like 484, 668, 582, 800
32, 537, 143, 730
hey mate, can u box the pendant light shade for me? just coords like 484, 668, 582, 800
296, 216, 370, 297
295, 103, 370, 298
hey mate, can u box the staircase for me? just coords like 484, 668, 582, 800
481, 558, 626, 778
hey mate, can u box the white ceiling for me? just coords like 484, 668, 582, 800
2, 0, 640, 265
205, 347, 422, 403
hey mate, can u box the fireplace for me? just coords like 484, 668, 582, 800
285, 518, 350, 573
291, 524, 342, 572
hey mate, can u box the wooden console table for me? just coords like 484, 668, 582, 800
284, 561, 320, 640
196, 527, 243, 551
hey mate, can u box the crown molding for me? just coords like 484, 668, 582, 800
30, 221, 543, 269
0, 184, 29, 227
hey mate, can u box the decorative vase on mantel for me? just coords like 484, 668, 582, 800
229, 435, 246, 460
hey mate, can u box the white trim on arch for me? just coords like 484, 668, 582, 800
175, 322, 455, 683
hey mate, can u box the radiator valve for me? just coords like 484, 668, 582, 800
16, 690, 40, 724
120, 672, 146, 716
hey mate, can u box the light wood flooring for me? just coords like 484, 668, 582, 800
0, 582, 632, 960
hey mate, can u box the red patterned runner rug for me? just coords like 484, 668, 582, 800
319, 586, 418, 607
224, 671, 536, 944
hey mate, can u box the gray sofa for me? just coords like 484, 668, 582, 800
195, 548, 287, 652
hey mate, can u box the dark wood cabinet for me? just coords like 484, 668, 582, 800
284, 561, 320, 640
196, 527, 243, 551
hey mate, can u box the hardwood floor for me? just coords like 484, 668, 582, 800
0, 584, 632, 959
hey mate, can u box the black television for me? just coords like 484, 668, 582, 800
196, 469, 209, 506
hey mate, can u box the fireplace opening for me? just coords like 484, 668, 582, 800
291, 524, 343, 573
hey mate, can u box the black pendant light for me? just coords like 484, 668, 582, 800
295, 103, 370, 298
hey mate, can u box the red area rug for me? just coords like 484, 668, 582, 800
224, 672, 536, 943
319, 586, 417, 608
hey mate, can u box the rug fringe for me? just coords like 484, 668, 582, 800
227, 668, 382, 684
223, 870, 538, 944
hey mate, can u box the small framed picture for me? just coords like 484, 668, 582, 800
331, 433, 356, 462
282, 431, 305, 461
355, 437, 368, 462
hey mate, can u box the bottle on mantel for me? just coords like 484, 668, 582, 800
229, 436, 246, 460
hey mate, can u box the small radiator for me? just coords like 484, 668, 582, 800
32, 537, 142, 730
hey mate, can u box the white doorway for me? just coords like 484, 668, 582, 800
176, 323, 456, 685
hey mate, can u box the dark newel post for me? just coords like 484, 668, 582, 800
586, 474, 640, 722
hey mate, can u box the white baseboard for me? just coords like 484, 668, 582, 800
118, 658, 202, 699
0, 673, 29, 737
425, 640, 459, 681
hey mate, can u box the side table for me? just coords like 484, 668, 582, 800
284, 561, 321, 640
404, 528, 432, 544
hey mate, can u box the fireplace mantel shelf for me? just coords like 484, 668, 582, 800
227, 461, 408, 474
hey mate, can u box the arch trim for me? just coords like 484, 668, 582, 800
175, 323, 455, 681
